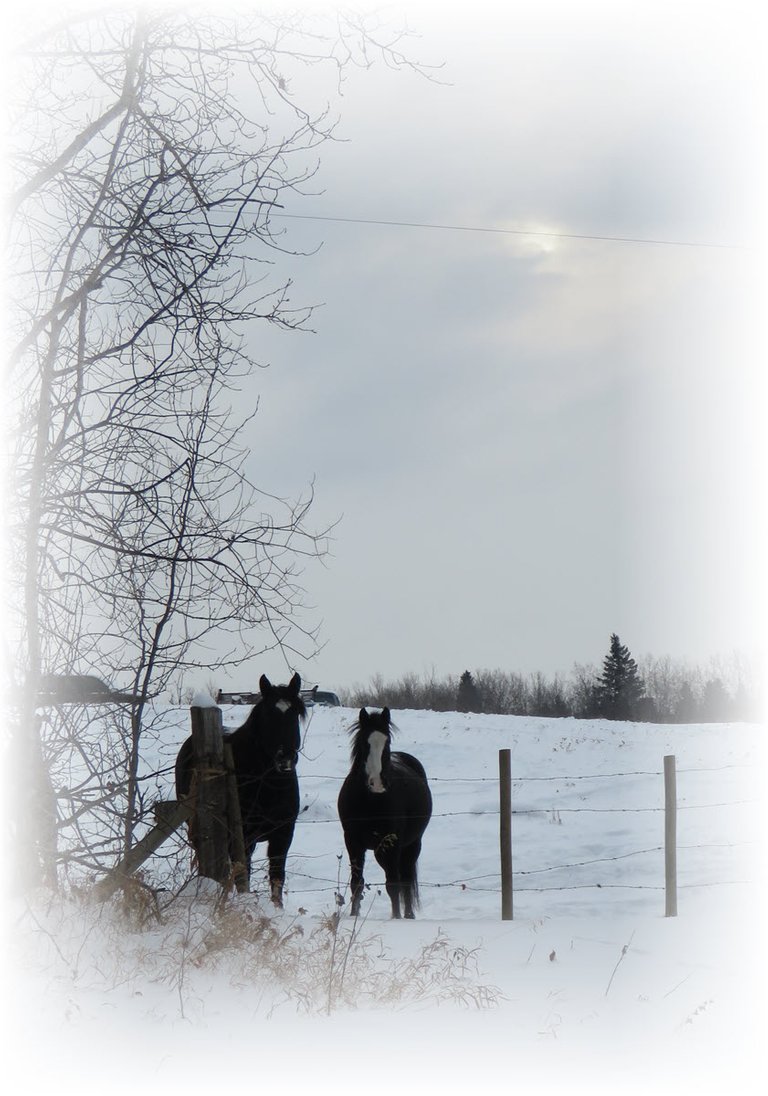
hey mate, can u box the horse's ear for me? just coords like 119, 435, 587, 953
259, 674, 272, 696
359, 707, 368, 724
382, 707, 391, 725
289, 672, 301, 693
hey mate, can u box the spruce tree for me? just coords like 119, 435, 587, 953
456, 670, 483, 713
596, 634, 646, 720
701, 677, 731, 722
674, 681, 699, 723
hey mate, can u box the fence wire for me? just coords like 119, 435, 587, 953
120, 751, 759, 907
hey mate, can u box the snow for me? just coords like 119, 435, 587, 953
6, 704, 766, 1095
190, 690, 217, 708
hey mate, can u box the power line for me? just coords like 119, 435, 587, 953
272, 212, 748, 251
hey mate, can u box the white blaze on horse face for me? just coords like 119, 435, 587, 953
365, 731, 388, 793
275, 700, 291, 713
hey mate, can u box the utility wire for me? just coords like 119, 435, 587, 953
272, 212, 749, 251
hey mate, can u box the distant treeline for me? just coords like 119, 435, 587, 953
341, 639, 762, 724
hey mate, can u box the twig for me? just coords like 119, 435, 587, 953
604, 930, 635, 997
663, 973, 692, 998
325, 855, 345, 1015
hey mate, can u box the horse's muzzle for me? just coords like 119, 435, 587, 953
275, 752, 297, 773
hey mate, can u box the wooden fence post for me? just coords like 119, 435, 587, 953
223, 741, 249, 894
499, 748, 513, 920
190, 703, 230, 884
96, 799, 194, 899
664, 754, 677, 917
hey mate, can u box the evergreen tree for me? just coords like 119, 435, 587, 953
700, 677, 731, 722
731, 680, 756, 723
673, 680, 699, 723
456, 670, 483, 713
596, 634, 646, 720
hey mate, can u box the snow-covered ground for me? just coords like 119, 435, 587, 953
6, 704, 766, 1095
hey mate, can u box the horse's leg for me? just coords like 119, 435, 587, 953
345, 835, 366, 917
267, 825, 294, 909
385, 874, 402, 918
400, 839, 422, 919
240, 834, 256, 889
375, 843, 402, 919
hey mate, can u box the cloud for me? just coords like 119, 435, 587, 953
228, 0, 764, 687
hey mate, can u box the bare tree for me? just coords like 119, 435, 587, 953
7, 8, 429, 886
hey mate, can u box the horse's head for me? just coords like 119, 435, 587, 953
255, 672, 306, 773
353, 706, 393, 794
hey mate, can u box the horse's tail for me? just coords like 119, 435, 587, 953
401, 842, 422, 910
409, 872, 421, 911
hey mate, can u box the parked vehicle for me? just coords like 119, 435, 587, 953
37, 674, 140, 705
216, 686, 342, 707
312, 690, 341, 707
216, 690, 259, 705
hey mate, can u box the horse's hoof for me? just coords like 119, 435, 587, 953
405, 912, 415, 919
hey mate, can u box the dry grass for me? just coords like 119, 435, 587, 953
165, 895, 503, 1014
16, 884, 503, 1020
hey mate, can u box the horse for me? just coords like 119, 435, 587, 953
175, 672, 306, 908
337, 706, 432, 919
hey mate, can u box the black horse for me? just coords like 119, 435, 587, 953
337, 706, 432, 919
175, 672, 306, 908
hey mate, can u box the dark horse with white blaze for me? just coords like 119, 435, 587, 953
175, 673, 306, 908
338, 707, 432, 919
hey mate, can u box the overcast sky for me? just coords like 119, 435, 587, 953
223, 0, 764, 693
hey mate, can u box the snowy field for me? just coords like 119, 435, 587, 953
6, 703, 766, 1095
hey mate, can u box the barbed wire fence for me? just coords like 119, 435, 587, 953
230, 756, 758, 917
51, 699, 759, 920
81, 698, 757, 913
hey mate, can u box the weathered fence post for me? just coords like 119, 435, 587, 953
664, 754, 677, 917
96, 799, 194, 899
223, 740, 249, 893
499, 748, 513, 920
190, 703, 230, 884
